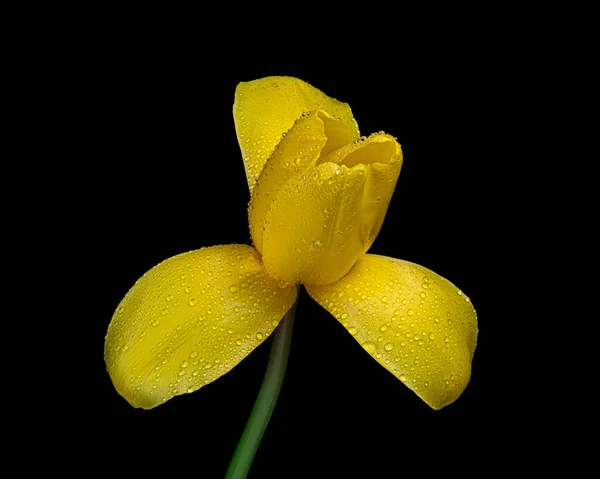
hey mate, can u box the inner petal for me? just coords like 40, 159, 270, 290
317, 132, 400, 168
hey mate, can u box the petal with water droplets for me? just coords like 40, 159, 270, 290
104, 244, 297, 409
305, 254, 477, 409
249, 110, 359, 257
252, 120, 401, 286
234, 76, 359, 193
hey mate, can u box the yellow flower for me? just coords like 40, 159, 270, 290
105, 76, 477, 412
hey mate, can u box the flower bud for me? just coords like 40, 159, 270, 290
249, 111, 402, 285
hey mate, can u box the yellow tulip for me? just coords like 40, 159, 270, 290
105, 76, 477, 415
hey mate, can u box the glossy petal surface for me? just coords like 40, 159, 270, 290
305, 254, 477, 409
105, 244, 297, 409
234, 76, 359, 193
249, 112, 402, 286
249, 111, 358, 256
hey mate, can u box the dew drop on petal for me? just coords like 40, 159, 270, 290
362, 341, 376, 355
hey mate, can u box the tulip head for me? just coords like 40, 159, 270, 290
249, 110, 402, 286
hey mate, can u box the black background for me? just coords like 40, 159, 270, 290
55, 17, 530, 478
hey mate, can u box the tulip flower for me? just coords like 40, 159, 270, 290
105, 76, 478, 477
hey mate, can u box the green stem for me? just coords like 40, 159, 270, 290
224, 286, 300, 479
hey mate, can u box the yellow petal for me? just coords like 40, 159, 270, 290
234, 76, 359, 193
305, 254, 477, 409
249, 110, 358, 256
104, 244, 297, 409
251, 117, 401, 286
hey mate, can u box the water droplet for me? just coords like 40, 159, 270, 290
272, 319, 279, 328
457, 290, 463, 296
362, 341, 376, 355
429, 333, 435, 340
407, 309, 414, 316
341, 313, 349, 320
152, 320, 160, 327
420, 292, 426, 298
117, 307, 124, 314
166, 294, 174, 302
381, 296, 388, 303
190, 351, 198, 358
189, 298, 197, 306
236, 339, 243, 346
192, 370, 199, 376
335, 168, 341, 175
349, 327, 358, 336
384, 343, 394, 351
161, 308, 168, 315
380, 325, 388, 332
256, 332, 264, 340
400, 374, 407, 382
181, 361, 189, 368
185, 286, 192, 294
278, 280, 289, 289
229, 286, 238, 293
413, 334, 420, 341
313, 240, 321, 246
